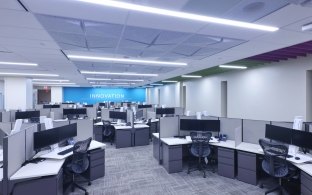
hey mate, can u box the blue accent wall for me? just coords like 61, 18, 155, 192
63, 87, 146, 104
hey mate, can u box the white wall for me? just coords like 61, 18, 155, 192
51, 86, 63, 103
154, 55, 312, 121
148, 83, 181, 107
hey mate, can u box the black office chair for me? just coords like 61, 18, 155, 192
102, 121, 115, 145
187, 131, 212, 178
66, 137, 92, 195
259, 138, 295, 195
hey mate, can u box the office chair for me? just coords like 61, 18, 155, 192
102, 121, 115, 145
187, 131, 212, 178
65, 137, 92, 195
259, 139, 295, 195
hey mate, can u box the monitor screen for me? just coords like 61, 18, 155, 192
63, 108, 87, 115
99, 103, 106, 107
136, 109, 144, 119
138, 105, 152, 109
265, 124, 292, 144
58, 123, 77, 141
292, 130, 312, 150
180, 119, 220, 132
109, 111, 127, 121
83, 104, 93, 107
43, 104, 60, 108
15, 111, 40, 120
156, 108, 175, 115
34, 128, 59, 150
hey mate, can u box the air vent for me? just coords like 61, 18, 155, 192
302, 23, 312, 32
286, 0, 312, 7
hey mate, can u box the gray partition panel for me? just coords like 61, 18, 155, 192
87, 107, 97, 119
219, 117, 242, 140
39, 109, 50, 117
10, 110, 17, 122
174, 107, 184, 116
25, 124, 38, 161
101, 109, 110, 121
35, 104, 43, 109
202, 116, 219, 120
70, 119, 93, 141
5, 130, 26, 178
271, 121, 293, 129
179, 115, 196, 119
243, 119, 270, 144
0, 122, 12, 135
159, 117, 179, 138
147, 111, 156, 120
0, 128, 6, 146
1, 111, 11, 122
53, 121, 70, 128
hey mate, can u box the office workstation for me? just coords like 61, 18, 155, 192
1, 0, 312, 194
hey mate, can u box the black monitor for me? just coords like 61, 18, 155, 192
15, 111, 40, 120
43, 104, 60, 108
265, 124, 292, 144
99, 103, 106, 107
63, 108, 87, 116
34, 128, 59, 150
136, 109, 144, 119
138, 105, 152, 109
83, 104, 93, 107
156, 108, 175, 115
110, 102, 114, 106
109, 111, 127, 121
292, 130, 312, 150
180, 119, 220, 132
58, 123, 77, 141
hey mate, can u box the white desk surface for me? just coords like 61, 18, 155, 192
161, 136, 220, 146
211, 140, 236, 149
10, 159, 65, 180
40, 140, 106, 160
53, 119, 68, 122
152, 133, 159, 138
134, 119, 159, 124
236, 142, 263, 154
134, 124, 149, 128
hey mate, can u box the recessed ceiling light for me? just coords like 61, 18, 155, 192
0, 61, 38, 66
219, 65, 247, 69
78, 0, 278, 32
91, 82, 131, 85
67, 55, 187, 66
150, 83, 163, 86
86, 78, 112, 81
181, 75, 202, 78
143, 86, 153, 88
33, 82, 76, 85
32, 79, 70, 82
113, 79, 144, 82
80, 71, 158, 77
0, 73, 58, 77
92, 84, 130, 87
162, 80, 178, 83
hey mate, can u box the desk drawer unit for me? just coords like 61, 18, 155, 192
218, 147, 235, 179
153, 136, 162, 161
115, 129, 132, 148
237, 151, 257, 185
301, 171, 312, 195
93, 126, 103, 142
87, 149, 105, 181
135, 127, 149, 146
162, 144, 182, 173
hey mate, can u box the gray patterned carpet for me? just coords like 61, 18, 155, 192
69, 144, 267, 195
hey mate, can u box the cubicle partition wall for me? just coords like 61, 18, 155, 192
0, 122, 12, 136
159, 117, 179, 139
242, 119, 270, 144
24, 125, 39, 161
202, 116, 219, 120
50, 108, 63, 120
70, 119, 93, 141
219, 117, 242, 141
9, 111, 16, 123
52, 120, 70, 128
1, 112, 11, 123
174, 107, 184, 116
39, 109, 50, 117
271, 121, 293, 129
147, 111, 156, 120
86, 107, 97, 119
101, 108, 111, 121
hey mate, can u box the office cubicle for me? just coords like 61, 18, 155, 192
70, 119, 93, 141
219, 117, 242, 141
242, 119, 270, 144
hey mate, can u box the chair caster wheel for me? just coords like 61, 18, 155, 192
85, 192, 89, 195
259, 184, 264, 188
88, 182, 91, 186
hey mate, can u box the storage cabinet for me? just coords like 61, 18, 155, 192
237, 151, 257, 185
162, 144, 182, 173
301, 171, 312, 195
218, 147, 235, 179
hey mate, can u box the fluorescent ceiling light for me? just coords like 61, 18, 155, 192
0, 73, 58, 77
150, 83, 163, 86
90, 82, 133, 85
0, 61, 38, 66
78, 0, 278, 32
92, 84, 130, 87
32, 79, 70, 82
33, 82, 76, 85
86, 78, 111, 81
162, 80, 178, 83
80, 71, 158, 77
67, 55, 187, 66
219, 65, 247, 69
181, 75, 202, 78
113, 79, 144, 82
143, 86, 153, 88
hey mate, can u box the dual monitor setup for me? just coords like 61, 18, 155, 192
43, 104, 61, 109
34, 123, 77, 152
265, 124, 312, 151
179, 119, 220, 132
156, 108, 175, 116
15, 111, 40, 122
63, 108, 87, 120
109, 111, 127, 122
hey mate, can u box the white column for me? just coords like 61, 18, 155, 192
51, 86, 63, 103
4, 77, 33, 110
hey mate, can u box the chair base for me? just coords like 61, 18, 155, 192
71, 182, 89, 195
187, 157, 214, 178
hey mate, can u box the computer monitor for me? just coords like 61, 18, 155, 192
265, 124, 292, 144
83, 104, 93, 107
63, 108, 87, 116
109, 111, 127, 121
34, 128, 59, 150
43, 104, 60, 108
15, 111, 40, 120
136, 109, 144, 119
99, 103, 106, 107
292, 130, 312, 150
138, 105, 152, 109
180, 119, 220, 132
58, 123, 77, 142
156, 108, 175, 115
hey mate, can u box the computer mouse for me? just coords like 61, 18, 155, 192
295, 157, 300, 160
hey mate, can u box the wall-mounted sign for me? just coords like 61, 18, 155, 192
63, 87, 146, 104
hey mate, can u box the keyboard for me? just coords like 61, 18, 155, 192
57, 147, 74, 155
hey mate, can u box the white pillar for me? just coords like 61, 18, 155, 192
51, 86, 63, 103
4, 77, 33, 110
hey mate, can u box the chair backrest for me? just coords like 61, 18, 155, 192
259, 139, 288, 177
11, 119, 23, 135
44, 118, 53, 130
103, 124, 115, 136
190, 131, 212, 157
71, 137, 92, 174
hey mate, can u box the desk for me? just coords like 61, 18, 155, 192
115, 124, 150, 148
9, 140, 105, 195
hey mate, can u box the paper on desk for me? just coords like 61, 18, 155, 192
186, 136, 192, 142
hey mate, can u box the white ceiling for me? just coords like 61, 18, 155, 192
0, 0, 311, 87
